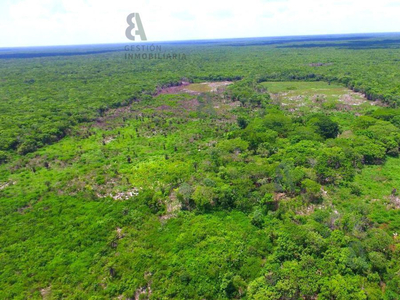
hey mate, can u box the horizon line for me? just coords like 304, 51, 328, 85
1, 31, 400, 50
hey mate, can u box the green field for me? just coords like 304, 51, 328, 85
262, 81, 343, 93
262, 81, 374, 114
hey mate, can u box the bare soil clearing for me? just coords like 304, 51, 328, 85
158, 81, 232, 95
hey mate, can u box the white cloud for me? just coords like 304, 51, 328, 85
0, 0, 399, 47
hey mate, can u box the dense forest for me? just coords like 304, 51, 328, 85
1, 34, 400, 299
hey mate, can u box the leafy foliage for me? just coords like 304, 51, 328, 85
2, 35, 400, 299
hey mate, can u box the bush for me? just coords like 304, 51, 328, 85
192, 186, 215, 210
0, 151, 7, 164
312, 116, 340, 139
301, 179, 322, 202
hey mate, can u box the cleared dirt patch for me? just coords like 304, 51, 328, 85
157, 82, 192, 95
179, 98, 200, 110
158, 81, 232, 95
339, 93, 372, 106
184, 81, 233, 93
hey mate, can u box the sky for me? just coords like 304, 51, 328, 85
0, 0, 400, 47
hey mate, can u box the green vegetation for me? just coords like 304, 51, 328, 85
1, 35, 400, 299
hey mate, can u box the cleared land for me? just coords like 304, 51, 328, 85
262, 81, 375, 113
